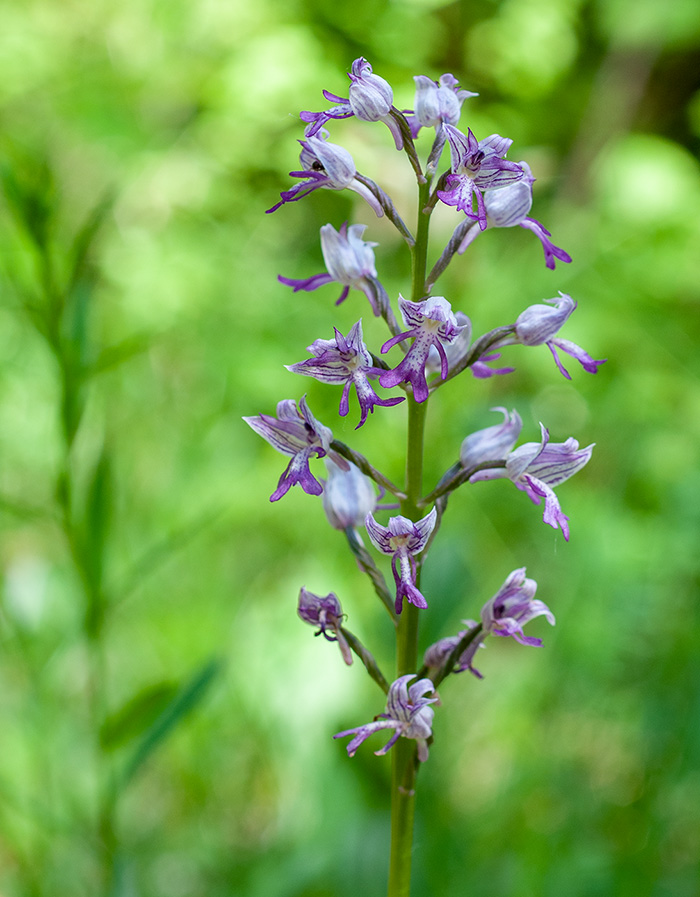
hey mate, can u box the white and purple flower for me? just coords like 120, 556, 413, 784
481, 567, 555, 646
301, 57, 403, 149
279, 223, 384, 315
379, 296, 467, 402
287, 320, 404, 428
514, 292, 606, 379
365, 508, 437, 613
266, 131, 384, 217
298, 587, 352, 666
243, 396, 347, 502
470, 422, 594, 540
334, 674, 437, 762
456, 162, 572, 269
437, 124, 524, 230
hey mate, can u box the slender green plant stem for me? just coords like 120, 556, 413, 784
387, 178, 432, 897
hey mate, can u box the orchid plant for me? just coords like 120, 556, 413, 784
245, 58, 604, 897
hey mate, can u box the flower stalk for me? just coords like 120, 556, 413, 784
387, 175, 432, 897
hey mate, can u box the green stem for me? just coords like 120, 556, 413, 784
387, 178, 432, 897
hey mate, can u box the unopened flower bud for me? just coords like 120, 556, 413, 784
322, 459, 377, 529
413, 73, 477, 130
482, 161, 535, 227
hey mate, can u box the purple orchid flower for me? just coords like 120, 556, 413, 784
473, 424, 594, 540
243, 396, 347, 502
278, 222, 385, 315
298, 587, 352, 665
266, 131, 384, 217
514, 292, 606, 379
321, 458, 377, 531
437, 124, 524, 230
286, 320, 404, 428
456, 162, 572, 270
365, 508, 437, 613
406, 73, 477, 138
301, 57, 403, 149
481, 567, 555, 646
460, 408, 522, 469
506, 426, 594, 540
334, 674, 437, 762
379, 296, 467, 402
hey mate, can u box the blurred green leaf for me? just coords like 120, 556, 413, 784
81, 445, 112, 610
117, 506, 226, 605
91, 334, 152, 376
67, 190, 114, 295
100, 681, 179, 751
121, 657, 223, 786
0, 153, 54, 252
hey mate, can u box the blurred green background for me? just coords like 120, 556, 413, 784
1, 0, 699, 894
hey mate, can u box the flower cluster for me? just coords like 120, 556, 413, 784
246, 57, 602, 765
